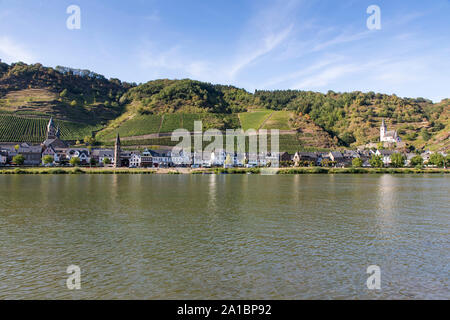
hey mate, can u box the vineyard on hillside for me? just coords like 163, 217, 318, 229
96, 113, 241, 141
0, 114, 102, 142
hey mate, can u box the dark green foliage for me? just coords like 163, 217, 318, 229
410, 155, 423, 167
352, 157, 363, 167
369, 155, 384, 168
12, 154, 25, 165
429, 153, 445, 167
390, 153, 406, 168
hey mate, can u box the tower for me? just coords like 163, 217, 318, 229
47, 117, 57, 139
114, 133, 121, 168
380, 118, 387, 141
55, 126, 61, 139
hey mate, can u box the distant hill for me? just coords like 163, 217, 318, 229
0, 61, 448, 152
0, 61, 133, 124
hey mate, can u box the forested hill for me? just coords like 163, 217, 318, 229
0, 61, 134, 124
117, 79, 449, 151
0, 60, 448, 151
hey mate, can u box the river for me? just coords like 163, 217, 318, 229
0, 174, 448, 299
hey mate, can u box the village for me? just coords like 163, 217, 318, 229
0, 117, 447, 169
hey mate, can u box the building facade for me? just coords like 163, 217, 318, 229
380, 119, 401, 143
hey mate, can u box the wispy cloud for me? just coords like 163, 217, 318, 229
228, 24, 293, 79
0, 36, 35, 63
226, 0, 302, 79
311, 30, 370, 52
261, 55, 344, 88
138, 42, 212, 80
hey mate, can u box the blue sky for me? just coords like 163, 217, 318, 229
0, 0, 449, 101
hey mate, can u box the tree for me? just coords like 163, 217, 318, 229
352, 157, 363, 167
429, 153, 445, 167
103, 158, 111, 165
12, 154, 25, 165
420, 128, 431, 141
410, 155, 423, 167
84, 136, 95, 145
70, 100, 77, 107
369, 155, 383, 168
89, 158, 97, 167
14, 144, 20, 152
390, 153, 406, 168
69, 157, 81, 167
60, 89, 68, 97
43, 155, 54, 165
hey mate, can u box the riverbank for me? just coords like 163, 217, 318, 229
0, 167, 448, 174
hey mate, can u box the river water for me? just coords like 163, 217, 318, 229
0, 174, 448, 299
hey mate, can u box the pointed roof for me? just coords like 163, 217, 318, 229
48, 117, 54, 129
115, 133, 121, 145
55, 126, 60, 138
381, 118, 386, 128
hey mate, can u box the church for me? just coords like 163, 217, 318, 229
380, 119, 401, 143
42, 117, 68, 149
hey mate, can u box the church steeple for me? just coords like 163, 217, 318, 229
46, 117, 57, 139
380, 118, 387, 141
114, 133, 121, 168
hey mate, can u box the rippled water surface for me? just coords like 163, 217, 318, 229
0, 174, 448, 299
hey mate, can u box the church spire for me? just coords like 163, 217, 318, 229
46, 117, 57, 139
114, 133, 121, 168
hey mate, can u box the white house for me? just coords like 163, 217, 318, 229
376, 149, 394, 166
41, 145, 59, 164
66, 148, 90, 164
211, 150, 227, 166
98, 150, 114, 166
144, 149, 171, 167
129, 153, 141, 167
0, 150, 7, 165
171, 149, 191, 166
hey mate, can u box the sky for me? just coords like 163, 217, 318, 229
0, 0, 449, 102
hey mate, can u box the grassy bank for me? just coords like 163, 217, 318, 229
276, 167, 449, 174
0, 167, 157, 174
0, 167, 448, 175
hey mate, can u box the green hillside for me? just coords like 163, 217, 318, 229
96, 112, 240, 141
0, 61, 448, 152
0, 112, 102, 143
238, 110, 272, 131
0, 61, 133, 124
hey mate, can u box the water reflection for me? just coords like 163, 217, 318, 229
375, 174, 398, 232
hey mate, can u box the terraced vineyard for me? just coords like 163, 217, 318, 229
238, 110, 272, 131
261, 111, 293, 130
0, 113, 102, 142
96, 113, 241, 141
100, 132, 324, 153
